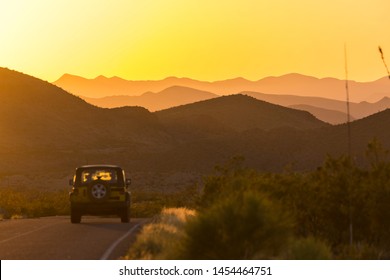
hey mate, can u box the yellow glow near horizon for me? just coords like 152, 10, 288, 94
1, 0, 390, 82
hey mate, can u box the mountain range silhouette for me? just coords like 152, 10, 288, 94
54, 72, 390, 102
2, 67, 390, 190
54, 73, 390, 124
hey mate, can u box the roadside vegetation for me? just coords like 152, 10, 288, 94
130, 186, 199, 218
0, 188, 69, 219
126, 139, 390, 259
0, 182, 198, 220
125, 208, 196, 259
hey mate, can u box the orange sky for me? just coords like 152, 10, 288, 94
1, 0, 389, 82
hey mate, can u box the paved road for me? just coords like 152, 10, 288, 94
0, 216, 146, 260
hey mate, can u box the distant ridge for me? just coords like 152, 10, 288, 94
289, 104, 353, 125
80, 86, 390, 124
244, 91, 390, 124
54, 74, 208, 98
83, 86, 218, 111
53, 73, 390, 102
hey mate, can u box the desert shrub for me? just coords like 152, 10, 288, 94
201, 156, 256, 207
181, 191, 292, 259
125, 207, 195, 259
289, 237, 332, 260
361, 140, 390, 251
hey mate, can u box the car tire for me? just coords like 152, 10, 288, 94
121, 208, 130, 223
71, 208, 81, 224
120, 198, 131, 223
88, 180, 110, 202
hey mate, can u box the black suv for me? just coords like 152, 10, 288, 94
69, 165, 131, 223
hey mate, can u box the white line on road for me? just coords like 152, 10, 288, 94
100, 224, 140, 260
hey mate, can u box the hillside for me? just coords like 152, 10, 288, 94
289, 104, 353, 124
0, 68, 167, 147
0, 67, 170, 176
302, 109, 390, 167
83, 86, 218, 111
155, 108, 390, 172
334, 109, 390, 151
246, 91, 390, 124
156, 94, 327, 135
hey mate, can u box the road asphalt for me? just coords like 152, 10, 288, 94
0, 216, 146, 260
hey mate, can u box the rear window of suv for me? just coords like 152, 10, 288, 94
80, 168, 118, 185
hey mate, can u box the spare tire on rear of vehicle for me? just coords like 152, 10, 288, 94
88, 180, 110, 202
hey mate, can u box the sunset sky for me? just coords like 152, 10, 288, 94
1, 0, 389, 82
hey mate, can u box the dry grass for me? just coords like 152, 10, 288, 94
379, 46, 390, 79
124, 207, 196, 259
0, 187, 69, 218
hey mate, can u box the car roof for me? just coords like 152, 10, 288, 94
76, 165, 122, 170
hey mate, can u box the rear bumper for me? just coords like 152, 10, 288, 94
71, 201, 129, 215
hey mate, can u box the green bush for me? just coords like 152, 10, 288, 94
181, 191, 292, 259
